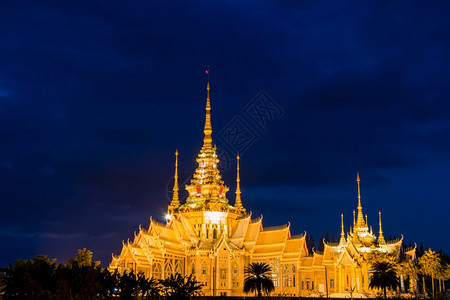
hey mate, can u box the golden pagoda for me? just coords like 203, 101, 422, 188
109, 80, 416, 297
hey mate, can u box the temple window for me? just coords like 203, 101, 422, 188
232, 262, 239, 277
269, 258, 280, 287
152, 262, 162, 279
283, 264, 295, 287
164, 258, 173, 277
174, 258, 183, 275
213, 228, 218, 239
330, 279, 334, 288
220, 268, 227, 279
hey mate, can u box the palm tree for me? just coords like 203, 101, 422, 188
369, 261, 399, 299
418, 249, 441, 297
137, 272, 161, 299
159, 273, 203, 298
243, 262, 275, 297
398, 260, 419, 293
118, 270, 139, 299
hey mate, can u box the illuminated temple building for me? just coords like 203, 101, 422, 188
109, 82, 416, 297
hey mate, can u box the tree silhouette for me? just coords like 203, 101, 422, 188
243, 262, 275, 297
159, 273, 203, 298
0, 255, 57, 299
419, 249, 441, 297
118, 270, 139, 299
325, 232, 330, 243
318, 236, 324, 251
66, 248, 100, 268
137, 272, 160, 299
397, 260, 419, 293
369, 261, 399, 299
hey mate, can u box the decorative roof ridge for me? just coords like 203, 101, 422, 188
262, 224, 289, 232
324, 241, 340, 247
151, 219, 170, 229
312, 248, 324, 256
386, 235, 403, 245
403, 243, 417, 253
290, 233, 305, 239
251, 216, 263, 223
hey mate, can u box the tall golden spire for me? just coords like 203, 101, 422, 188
169, 150, 180, 211
339, 213, 346, 245
355, 172, 366, 228
378, 211, 386, 245
234, 155, 245, 213
182, 70, 230, 210
203, 75, 212, 148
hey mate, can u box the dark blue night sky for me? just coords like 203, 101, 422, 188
1, 1, 449, 267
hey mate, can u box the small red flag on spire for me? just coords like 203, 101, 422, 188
205, 69, 209, 74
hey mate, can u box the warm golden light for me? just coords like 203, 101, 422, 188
204, 211, 226, 224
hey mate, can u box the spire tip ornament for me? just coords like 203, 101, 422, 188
203, 68, 212, 148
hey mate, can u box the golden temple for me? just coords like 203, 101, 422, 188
109, 80, 416, 297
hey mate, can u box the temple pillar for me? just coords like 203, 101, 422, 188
227, 253, 231, 292
352, 265, 356, 292
215, 254, 219, 295
359, 266, 364, 292
366, 268, 370, 293
210, 255, 214, 296
400, 275, 405, 292
334, 266, 337, 293
314, 270, 317, 292
338, 265, 342, 292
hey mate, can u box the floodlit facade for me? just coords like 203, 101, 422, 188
109, 82, 416, 297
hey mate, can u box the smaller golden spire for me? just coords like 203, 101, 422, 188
339, 213, 346, 245
365, 214, 368, 225
169, 150, 180, 210
357, 172, 361, 209
353, 210, 356, 228
234, 155, 245, 213
378, 211, 386, 245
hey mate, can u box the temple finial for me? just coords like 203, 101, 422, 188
357, 172, 361, 207
339, 213, 346, 246
355, 172, 366, 228
169, 150, 180, 212
203, 68, 212, 147
378, 211, 386, 245
235, 155, 245, 213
